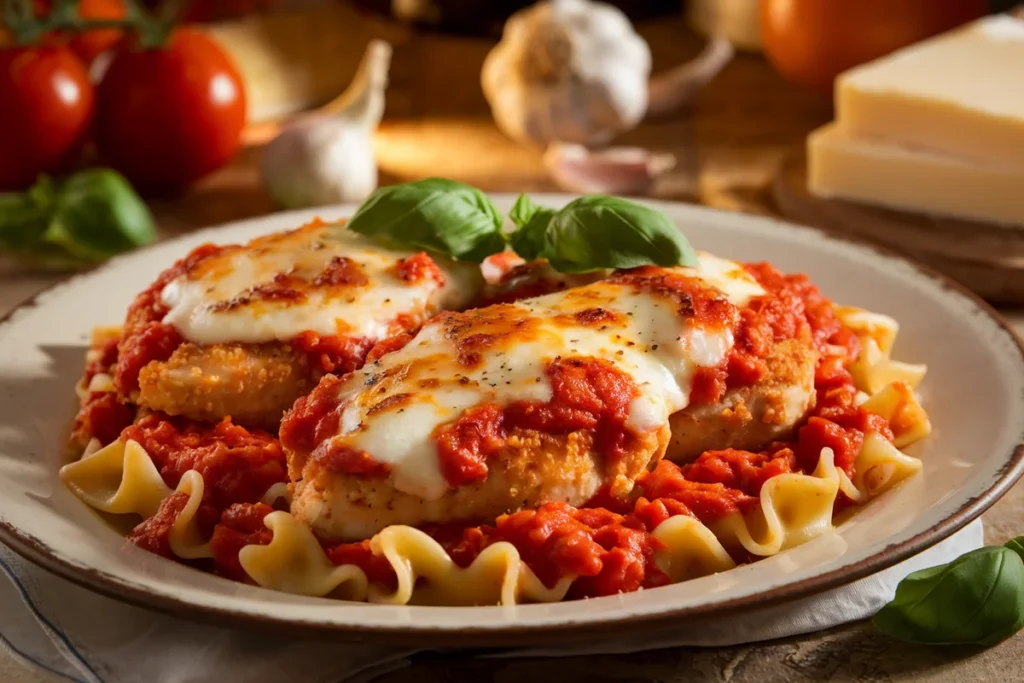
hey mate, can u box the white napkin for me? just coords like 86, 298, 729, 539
0, 520, 984, 682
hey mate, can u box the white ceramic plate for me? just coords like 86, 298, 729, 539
1, 197, 1023, 646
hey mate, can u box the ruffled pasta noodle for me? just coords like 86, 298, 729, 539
239, 512, 369, 599
838, 308, 927, 396
168, 471, 214, 560
60, 439, 173, 519
712, 449, 841, 558
60, 304, 932, 605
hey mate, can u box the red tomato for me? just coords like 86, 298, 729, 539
95, 28, 247, 191
69, 0, 127, 64
761, 0, 988, 95
35, 0, 127, 64
0, 45, 94, 191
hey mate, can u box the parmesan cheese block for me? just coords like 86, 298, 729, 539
837, 15, 1024, 171
807, 123, 1024, 228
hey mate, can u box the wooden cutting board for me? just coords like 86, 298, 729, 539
773, 152, 1024, 305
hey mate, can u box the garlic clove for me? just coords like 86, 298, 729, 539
260, 40, 392, 209
324, 39, 393, 129
261, 119, 379, 208
543, 142, 676, 195
646, 36, 735, 118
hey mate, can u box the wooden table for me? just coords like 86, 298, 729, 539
2, 9, 1022, 682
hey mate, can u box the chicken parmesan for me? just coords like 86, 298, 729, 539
61, 185, 931, 607
73, 219, 484, 441
279, 253, 819, 540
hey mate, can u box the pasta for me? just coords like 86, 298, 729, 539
59, 437, 922, 606
59, 226, 932, 606
60, 439, 173, 519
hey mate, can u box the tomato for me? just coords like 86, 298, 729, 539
760, 0, 988, 95
69, 0, 127, 64
35, 0, 127, 64
0, 45, 94, 191
95, 28, 246, 191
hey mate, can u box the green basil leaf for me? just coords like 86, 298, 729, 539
1005, 537, 1024, 562
0, 193, 51, 252
509, 193, 542, 228
346, 178, 506, 263
873, 546, 1024, 646
48, 169, 157, 262
508, 193, 556, 262
522, 195, 699, 274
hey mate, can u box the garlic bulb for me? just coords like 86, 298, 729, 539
261, 40, 392, 209
481, 0, 733, 147
482, 0, 650, 147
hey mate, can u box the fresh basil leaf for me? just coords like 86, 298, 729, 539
347, 178, 506, 262
873, 546, 1024, 646
508, 193, 555, 262
509, 193, 542, 228
518, 195, 699, 274
1006, 537, 1024, 562
0, 193, 51, 252
49, 169, 157, 261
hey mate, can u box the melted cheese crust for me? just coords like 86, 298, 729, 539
161, 222, 484, 346
321, 253, 765, 500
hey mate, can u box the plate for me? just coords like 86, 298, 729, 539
1, 197, 1023, 646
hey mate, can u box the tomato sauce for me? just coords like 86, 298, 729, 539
313, 443, 392, 478
279, 374, 345, 456
209, 502, 275, 581
126, 492, 193, 560
432, 357, 640, 488
121, 414, 287, 510
434, 403, 506, 486
323, 540, 399, 591
365, 332, 414, 364
394, 252, 445, 286
427, 502, 669, 597
73, 392, 134, 446
290, 331, 376, 374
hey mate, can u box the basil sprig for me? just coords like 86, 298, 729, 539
0, 169, 157, 271
347, 178, 698, 272
346, 178, 506, 263
507, 193, 556, 262
507, 193, 699, 273
873, 536, 1024, 646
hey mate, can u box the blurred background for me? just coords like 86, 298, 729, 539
1, 0, 1021, 297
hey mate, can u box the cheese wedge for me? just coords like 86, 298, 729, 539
837, 15, 1024, 171
807, 123, 1024, 228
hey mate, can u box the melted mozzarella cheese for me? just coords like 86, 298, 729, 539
161, 222, 484, 346
689, 251, 764, 307
323, 254, 766, 501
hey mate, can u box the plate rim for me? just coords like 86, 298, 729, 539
1, 199, 1023, 646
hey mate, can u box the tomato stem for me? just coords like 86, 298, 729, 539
1, 0, 185, 48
